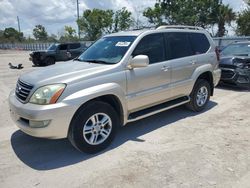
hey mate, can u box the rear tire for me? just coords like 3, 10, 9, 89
68, 101, 119, 154
186, 79, 211, 112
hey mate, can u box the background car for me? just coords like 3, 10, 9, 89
29, 42, 87, 66
219, 41, 250, 88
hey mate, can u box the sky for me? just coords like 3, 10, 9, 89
0, 0, 247, 37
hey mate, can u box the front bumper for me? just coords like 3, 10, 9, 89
8, 90, 76, 139
220, 67, 250, 88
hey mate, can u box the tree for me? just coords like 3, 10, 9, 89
77, 9, 114, 40
113, 7, 133, 32
143, 0, 235, 36
237, 1, 250, 36
47, 34, 58, 42
59, 26, 78, 42
213, 4, 236, 37
143, 3, 164, 26
33, 25, 48, 41
2, 27, 24, 42
77, 8, 133, 40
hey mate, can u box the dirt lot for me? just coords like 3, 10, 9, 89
0, 50, 250, 188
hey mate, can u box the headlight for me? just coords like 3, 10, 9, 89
29, 84, 66, 105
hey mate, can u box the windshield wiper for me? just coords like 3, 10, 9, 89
73, 58, 83, 61
81, 59, 112, 64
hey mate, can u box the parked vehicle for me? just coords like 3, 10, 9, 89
219, 41, 250, 88
29, 42, 87, 66
9, 25, 221, 153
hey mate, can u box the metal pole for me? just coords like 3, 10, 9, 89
17, 16, 21, 32
77, 0, 80, 40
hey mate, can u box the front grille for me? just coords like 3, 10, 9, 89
15, 79, 33, 102
221, 69, 235, 79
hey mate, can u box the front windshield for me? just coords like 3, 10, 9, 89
47, 44, 57, 51
222, 43, 250, 56
78, 36, 136, 64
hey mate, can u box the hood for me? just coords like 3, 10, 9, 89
20, 61, 111, 86
220, 56, 234, 65
220, 55, 250, 68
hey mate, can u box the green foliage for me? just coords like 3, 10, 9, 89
113, 7, 133, 32
77, 8, 133, 40
143, 0, 235, 36
143, 3, 164, 26
214, 4, 235, 37
47, 34, 58, 42
237, 7, 250, 36
59, 26, 78, 42
1, 27, 24, 42
33, 24, 48, 41
77, 9, 114, 40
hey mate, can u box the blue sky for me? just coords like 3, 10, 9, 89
0, 0, 247, 37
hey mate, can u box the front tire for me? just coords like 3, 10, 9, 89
68, 101, 119, 154
44, 57, 55, 66
186, 79, 211, 112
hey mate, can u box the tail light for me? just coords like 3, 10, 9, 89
215, 47, 220, 61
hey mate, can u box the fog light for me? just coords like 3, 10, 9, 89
29, 120, 51, 128
237, 76, 249, 84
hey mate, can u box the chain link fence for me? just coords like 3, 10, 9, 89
0, 41, 93, 51
0, 37, 250, 51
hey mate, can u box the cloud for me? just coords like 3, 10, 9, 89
0, 0, 246, 37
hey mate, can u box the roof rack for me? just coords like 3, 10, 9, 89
156, 25, 204, 30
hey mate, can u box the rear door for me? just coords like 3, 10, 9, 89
69, 43, 82, 58
126, 33, 172, 112
57, 44, 69, 61
165, 32, 211, 97
165, 32, 198, 96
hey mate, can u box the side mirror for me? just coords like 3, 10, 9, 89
128, 55, 149, 69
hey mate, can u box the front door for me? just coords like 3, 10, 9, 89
126, 33, 172, 113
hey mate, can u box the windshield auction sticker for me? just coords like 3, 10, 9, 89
115, 42, 131, 47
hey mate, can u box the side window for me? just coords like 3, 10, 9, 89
189, 33, 210, 54
165, 32, 193, 60
58, 44, 68, 51
132, 33, 165, 64
69, 43, 81, 49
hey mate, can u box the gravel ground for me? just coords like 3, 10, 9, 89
0, 50, 250, 188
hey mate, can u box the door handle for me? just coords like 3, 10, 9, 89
161, 66, 170, 72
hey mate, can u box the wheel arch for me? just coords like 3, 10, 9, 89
68, 93, 125, 137
196, 71, 214, 96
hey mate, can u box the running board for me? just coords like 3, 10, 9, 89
127, 96, 190, 123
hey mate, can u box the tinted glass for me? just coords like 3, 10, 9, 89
166, 32, 193, 59
59, 44, 67, 50
221, 43, 250, 56
47, 44, 57, 51
69, 43, 81, 49
189, 33, 210, 54
78, 36, 136, 64
133, 33, 165, 64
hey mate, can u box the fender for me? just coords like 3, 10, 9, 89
191, 64, 213, 86
62, 82, 128, 121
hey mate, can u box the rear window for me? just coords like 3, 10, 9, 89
58, 44, 67, 50
165, 32, 193, 59
189, 33, 210, 54
69, 43, 81, 49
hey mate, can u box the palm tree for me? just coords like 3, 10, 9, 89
216, 4, 235, 37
